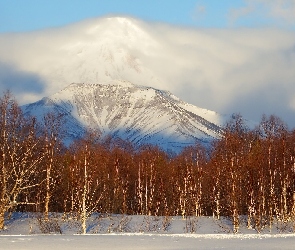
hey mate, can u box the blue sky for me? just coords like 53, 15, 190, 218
1, 0, 295, 33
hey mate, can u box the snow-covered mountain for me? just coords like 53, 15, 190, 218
22, 80, 225, 152
1, 16, 294, 127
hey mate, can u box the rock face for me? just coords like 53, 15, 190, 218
22, 80, 225, 152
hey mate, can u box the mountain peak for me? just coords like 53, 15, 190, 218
106, 16, 139, 26
84, 15, 148, 38
106, 79, 136, 88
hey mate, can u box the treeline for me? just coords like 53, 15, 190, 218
1, 92, 295, 233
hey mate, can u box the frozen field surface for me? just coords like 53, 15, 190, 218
1, 233, 295, 250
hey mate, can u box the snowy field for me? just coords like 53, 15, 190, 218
1, 233, 295, 250
1, 213, 295, 249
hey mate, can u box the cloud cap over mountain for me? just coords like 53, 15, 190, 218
0, 16, 294, 127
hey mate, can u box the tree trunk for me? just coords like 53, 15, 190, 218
81, 206, 87, 235
0, 206, 5, 230
247, 190, 254, 229
215, 190, 220, 220
44, 161, 52, 221
81, 146, 88, 234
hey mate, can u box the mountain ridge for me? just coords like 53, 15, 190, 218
22, 80, 226, 152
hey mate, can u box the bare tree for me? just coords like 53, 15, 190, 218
66, 132, 105, 234
40, 112, 64, 220
0, 92, 44, 229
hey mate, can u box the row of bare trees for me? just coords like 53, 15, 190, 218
209, 115, 295, 232
1, 92, 295, 233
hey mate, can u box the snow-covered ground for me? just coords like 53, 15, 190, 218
1, 233, 295, 250
1, 213, 295, 249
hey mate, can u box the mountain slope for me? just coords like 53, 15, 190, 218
22, 80, 225, 152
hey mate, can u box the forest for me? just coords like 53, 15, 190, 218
1, 91, 295, 234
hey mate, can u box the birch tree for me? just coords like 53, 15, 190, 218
66, 132, 105, 234
0, 92, 44, 229
40, 112, 64, 220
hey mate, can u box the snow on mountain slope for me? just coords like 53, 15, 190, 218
22, 80, 224, 152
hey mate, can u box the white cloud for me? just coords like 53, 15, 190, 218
191, 3, 206, 21
229, 0, 295, 27
228, 1, 256, 25
0, 16, 294, 127
269, 0, 295, 24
